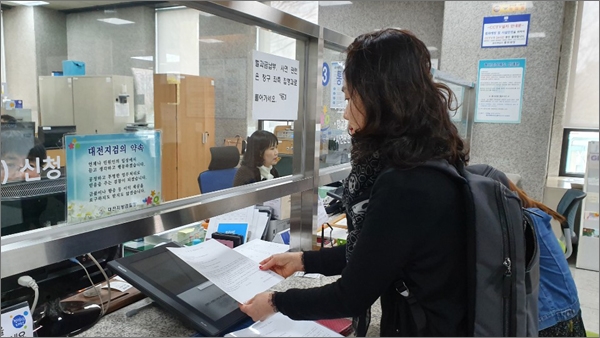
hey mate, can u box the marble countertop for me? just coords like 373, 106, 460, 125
77, 274, 382, 337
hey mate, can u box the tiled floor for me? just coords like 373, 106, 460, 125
569, 266, 599, 335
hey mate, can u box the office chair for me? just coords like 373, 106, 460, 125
556, 188, 587, 259
197, 146, 240, 194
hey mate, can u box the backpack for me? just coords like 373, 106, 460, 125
390, 161, 540, 336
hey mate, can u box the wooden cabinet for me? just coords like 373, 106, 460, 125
154, 74, 215, 201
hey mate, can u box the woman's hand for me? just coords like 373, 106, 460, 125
259, 252, 304, 278
239, 292, 276, 322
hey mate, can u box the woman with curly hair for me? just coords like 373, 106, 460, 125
240, 28, 469, 336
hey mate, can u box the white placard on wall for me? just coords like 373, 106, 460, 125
481, 14, 530, 48
475, 58, 526, 123
252, 50, 300, 121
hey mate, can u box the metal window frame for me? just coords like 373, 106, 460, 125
559, 128, 600, 177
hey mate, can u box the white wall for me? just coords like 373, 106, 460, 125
441, 1, 567, 201
156, 8, 199, 75
3, 6, 38, 125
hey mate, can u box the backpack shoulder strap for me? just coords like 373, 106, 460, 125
394, 280, 427, 336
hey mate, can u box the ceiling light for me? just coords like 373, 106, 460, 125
319, 1, 352, 6
5, 1, 48, 5
427, 46, 438, 52
97, 18, 135, 25
199, 38, 223, 43
131, 56, 154, 62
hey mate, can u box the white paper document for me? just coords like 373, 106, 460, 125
208, 206, 272, 242
234, 239, 289, 263
102, 281, 133, 292
167, 239, 283, 304
225, 312, 342, 337
317, 197, 329, 227
263, 198, 282, 219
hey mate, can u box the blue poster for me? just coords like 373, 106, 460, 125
65, 131, 161, 223
475, 59, 526, 123
481, 14, 531, 48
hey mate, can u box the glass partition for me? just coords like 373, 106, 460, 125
0, 1, 479, 281
320, 47, 350, 169
1, 0, 322, 279
0, 1, 309, 239
432, 68, 476, 144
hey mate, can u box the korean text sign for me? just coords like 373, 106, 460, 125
475, 59, 526, 123
481, 14, 530, 48
1, 302, 33, 338
65, 131, 161, 223
252, 50, 300, 121
330, 61, 345, 109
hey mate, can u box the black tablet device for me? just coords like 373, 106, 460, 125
107, 242, 249, 336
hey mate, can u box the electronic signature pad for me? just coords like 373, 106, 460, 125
108, 242, 249, 336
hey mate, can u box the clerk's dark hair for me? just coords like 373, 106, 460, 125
344, 28, 469, 168
241, 130, 279, 168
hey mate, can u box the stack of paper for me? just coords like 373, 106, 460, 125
207, 206, 271, 244
225, 313, 343, 337
167, 239, 289, 304
168, 240, 343, 337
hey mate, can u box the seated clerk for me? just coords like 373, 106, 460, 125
23, 139, 47, 179
233, 130, 280, 187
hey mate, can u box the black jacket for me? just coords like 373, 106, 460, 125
273, 167, 468, 336
232, 165, 280, 187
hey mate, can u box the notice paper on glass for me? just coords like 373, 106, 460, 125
225, 312, 342, 337
167, 239, 283, 304
252, 50, 300, 121
475, 58, 526, 123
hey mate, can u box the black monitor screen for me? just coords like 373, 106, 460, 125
1, 122, 36, 182
1, 122, 36, 155
38, 126, 76, 149
108, 243, 248, 336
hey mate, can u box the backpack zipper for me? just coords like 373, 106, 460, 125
495, 182, 514, 337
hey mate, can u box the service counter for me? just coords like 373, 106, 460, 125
76, 275, 382, 337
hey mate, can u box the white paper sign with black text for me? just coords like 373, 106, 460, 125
252, 50, 300, 121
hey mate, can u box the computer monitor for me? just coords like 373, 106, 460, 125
37, 125, 76, 149
108, 242, 249, 336
1, 177, 67, 236
1, 121, 36, 182
1, 121, 36, 151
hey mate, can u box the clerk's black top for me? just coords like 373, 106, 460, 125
273, 166, 468, 336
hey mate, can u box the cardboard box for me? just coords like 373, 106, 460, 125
275, 125, 294, 155
277, 139, 294, 155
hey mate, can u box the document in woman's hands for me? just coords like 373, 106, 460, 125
224, 313, 342, 337
167, 239, 284, 304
